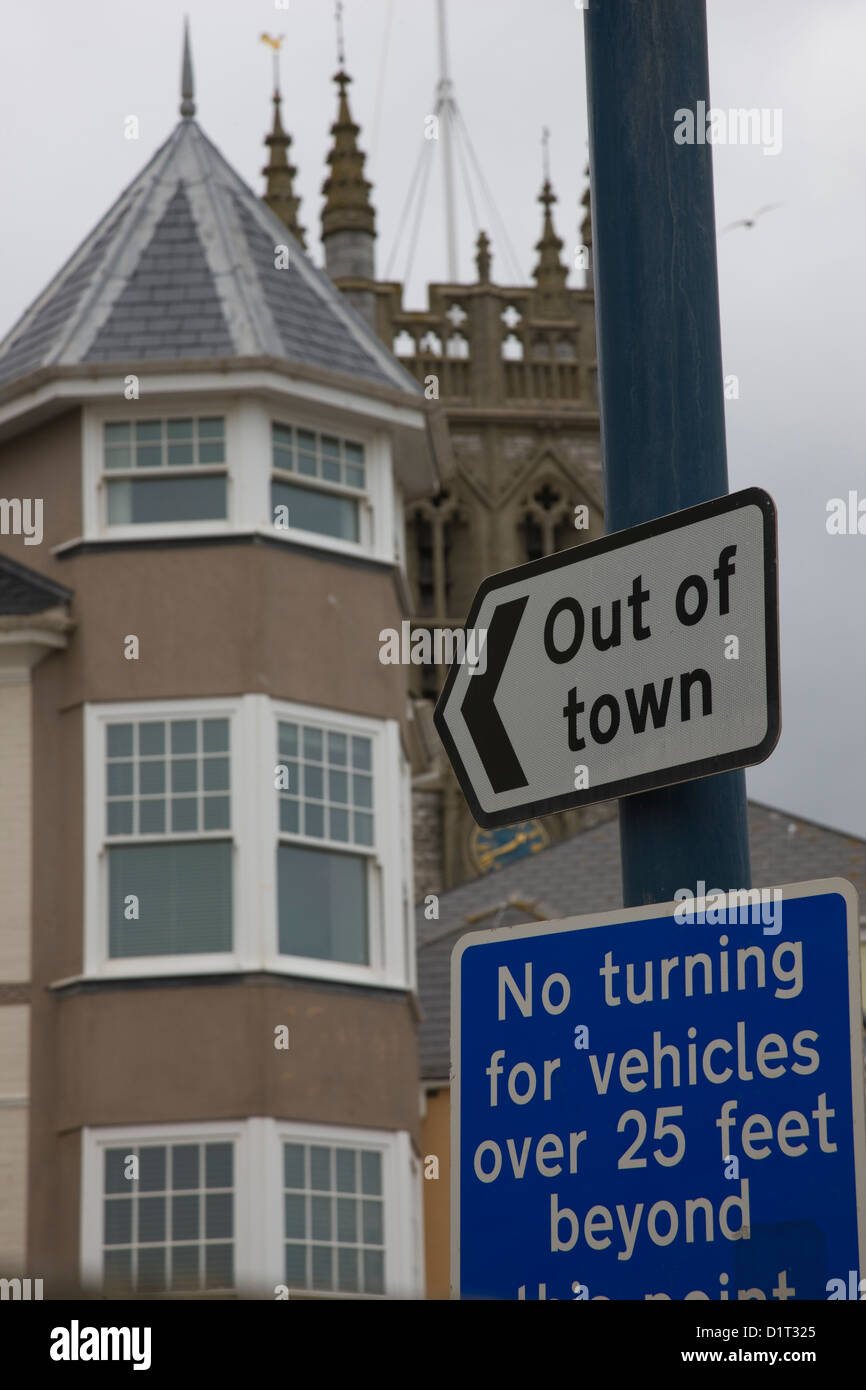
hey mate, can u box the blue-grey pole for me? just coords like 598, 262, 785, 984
584, 0, 751, 906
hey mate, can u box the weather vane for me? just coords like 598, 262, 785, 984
259, 32, 285, 91
335, 1, 346, 68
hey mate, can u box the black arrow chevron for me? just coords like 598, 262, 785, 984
461, 596, 529, 793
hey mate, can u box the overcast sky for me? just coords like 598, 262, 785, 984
1, 0, 864, 840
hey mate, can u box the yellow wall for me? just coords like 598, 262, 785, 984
421, 1088, 451, 1298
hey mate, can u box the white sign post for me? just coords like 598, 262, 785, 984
435, 488, 779, 828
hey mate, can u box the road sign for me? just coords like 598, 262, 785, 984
434, 487, 779, 829
451, 878, 866, 1300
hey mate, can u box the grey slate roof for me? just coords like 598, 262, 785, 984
0, 554, 73, 615
0, 118, 418, 396
416, 802, 866, 1080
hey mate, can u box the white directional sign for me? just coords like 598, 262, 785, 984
434, 488, 779, 828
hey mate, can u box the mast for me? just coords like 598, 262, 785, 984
436, 0, 458, 281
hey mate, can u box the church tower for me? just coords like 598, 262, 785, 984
261, 32, 612, 897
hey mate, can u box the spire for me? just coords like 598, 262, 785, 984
260, 35, 306, 247
180, 17, 195, 119
321, 68, 376, 241
532, 131, 568, 311
475, 230, 492, 284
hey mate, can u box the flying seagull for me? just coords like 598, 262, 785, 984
721, 203, 783, 235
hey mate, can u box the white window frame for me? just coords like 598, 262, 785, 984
81, 398, 397, 565
81, 1119, 422, 1299
84, 696, 412, 989
265, 699, 409, 990
83, 401, 238, 541
84, 696, 258, 979
80, 1119, 259, 1297
268, 410, 392, 563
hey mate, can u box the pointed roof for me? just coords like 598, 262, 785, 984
0, 70, 412, 397
262, 91, 306, 248
532, 177, 568, 311
0, 553, 73, 616
321, 70, 375, 241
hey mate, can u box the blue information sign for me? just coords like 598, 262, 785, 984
451, 879, 866, 1300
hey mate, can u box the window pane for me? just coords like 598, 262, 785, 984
278, 723, 298, 758
172, 1194, 199, 1240
352, 774, 373, 809
135, 444, 162, 469
303, 727, 323, 761
329, 808, 349, 843
328, 770, 348, 804
172, 1146, 199, 1190
105, 423, 131, 444
284, 1194, 306, 1240
205, 1244, 233, 1290
284, 1144, 305, 1189
106, 801, 133, 836
205, 1193, 232, 1239
171, 798, 198, 833
303, 764, 323, 800
138, 1246, 166, 1292
139, 761, 165, 795
107, 475, 226, 524
198, 418, 224, 439
139, 722, 165, 756
171, 759, 197, 793
139, 799, 166, 834
171, 1244, 199, 1291
278, 844, 368, 964
139, 1196, 166, 1243
203, 796, 230, 831
284, 1243, 306, 1286
336, 1197, 357, 1242
361, 1151, 382, 1196
136, 421, 162, 441
338, 1247, 359, 1293
310, 1147, 331, 1191
167, 419, 193, 439
271, 480, 359, 543
353, 812, 374, 847
105, 1149, 129, 1194
167, 443, 193, 466
171, 721, 197, 754
311, 1195, 332, 1241
362, 1199, 383, 1246
139, 1147, 166, 1192
104, 1248, 133, 1292
280, 799, 299, 834
107, 724, 133, 758
363, 1249, 384, 1295
104, 1198, 132, 1245
351, 737, 372, 772
303, 803, 324, 838
105, 446, 131, 470
327, 731, 347, 766
335, 1150, 356, 1193
106, 759, 133, 798
205, 1143, 233, 1189
345, 465, 365, 490
202, 719, 229, 753
198, 442, 224, 465
312, 1245, 332, 1291
108, 842, 232, 956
